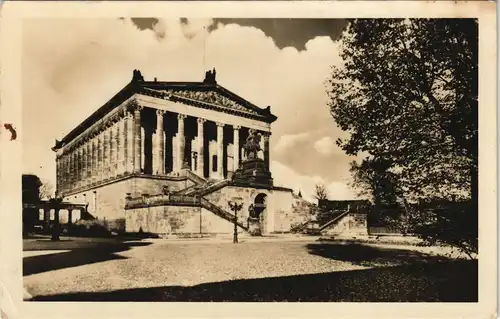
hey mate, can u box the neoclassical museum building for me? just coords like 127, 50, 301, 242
52, 69, 313, 236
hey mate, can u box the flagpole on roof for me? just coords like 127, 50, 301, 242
203, 26, 207, 73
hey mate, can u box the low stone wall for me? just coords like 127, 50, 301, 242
126, 205, 201, 234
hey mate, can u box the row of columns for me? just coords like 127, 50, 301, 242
57, 104, 271, 196
57, 105, 144, 195
41, 207, 85, 230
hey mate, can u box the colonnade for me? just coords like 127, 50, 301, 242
56, 104, 271, 196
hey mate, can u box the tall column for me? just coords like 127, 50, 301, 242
97, 128, 104, 181
78, 146, 83, 188
103, 125, 110, 179
263, 132, 270, 170
126, 111, 134, 173
197, 118, 205, 177
85, 141, 90, 185
72, 150, 76, 190
69, 151, 73, 191
110, 122, 117, 178
177, 114, 186, 171
82, 143, 87, 187
233, 126, 241, 172
216, 122, 224, 179
64, 154, 68, 193
91, 135, 99, 184
86, 141, 91, 185
133, 105, 143, 173
56, 157, 60, 196
156, 110, 165, 175
119, 117, 126, 175
43, 208, 50, 231
74, 149, 79, 189
60, 155, 65, 193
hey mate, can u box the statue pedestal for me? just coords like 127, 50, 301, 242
232, 158, 273, 188
247, 217, 262, 236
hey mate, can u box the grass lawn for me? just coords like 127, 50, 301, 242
23, 237, 477, 302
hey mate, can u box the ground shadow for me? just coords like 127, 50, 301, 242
31, 260, 477, 302
23, 240, 151, 276
306, 243, 450, 267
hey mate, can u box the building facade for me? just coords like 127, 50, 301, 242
52, 69, 311, 235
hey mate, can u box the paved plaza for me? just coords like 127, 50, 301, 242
23, 236, 477, 302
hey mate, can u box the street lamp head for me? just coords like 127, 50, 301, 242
228, 196, 244, 211
231, 196, 244, 206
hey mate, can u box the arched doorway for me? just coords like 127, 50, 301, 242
248, 193, 267, 236
253, 193, 267, 219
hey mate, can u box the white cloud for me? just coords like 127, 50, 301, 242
274, 132, 310, 153
314, 136, 337, 155
271, 161, 357, 202
22, 18, 348, 188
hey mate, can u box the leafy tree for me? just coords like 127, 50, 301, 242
328, 19, 477, 256
349, 158, 402, 227
39, 180, 54, 200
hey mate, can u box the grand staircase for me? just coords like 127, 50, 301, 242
168, 171, 247, 231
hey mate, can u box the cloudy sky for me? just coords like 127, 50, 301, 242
22, 17, 360, 201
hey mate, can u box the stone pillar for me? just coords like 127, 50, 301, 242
197, 118, 205, 177
84, 141, 89, 186
68, 152, 73, 191
233, 126, 241, 172
73, 148, 78, 189
156, 110, 165, 175
82, 143, 88, 187
133, 105, 143, 173
78, 146, 83, 188
85, 141, 91, 185
68, 209, 73, 226
43, 208, 50, 231
91, 137, 97, 184
177, 114, 186, 171
126, 111, 134, 173
65, 154, 69, 192
119, 116, 126, 175
66, 154, 70, 192
70, 150, 74, 190
60, 156, 64, 193
97, 132, 103, 182
263, 132, 270, 170
216, 122, 224, 179
74, 149, 79, 189
103, 126, 110, 179
55, 157, 60, 195
110, 122, 117, 178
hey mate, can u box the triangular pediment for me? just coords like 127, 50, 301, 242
162, 87, 261, 116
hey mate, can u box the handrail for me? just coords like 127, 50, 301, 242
126, 194, 201, 208
185, 170, 207, 185
200, 198, 248, 230
198, 180, 231, 196
319, 210, 351, 231
175, 184, 200, 195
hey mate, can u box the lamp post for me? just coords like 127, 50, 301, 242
228, 197, 244, 243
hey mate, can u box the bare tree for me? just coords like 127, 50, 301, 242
314, 184, 328, 201
39, 180, 54, 200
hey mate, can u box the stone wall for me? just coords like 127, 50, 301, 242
322, 213, 368, 236
126, 205, 201, 234
204, 185, 263, 226
204, 185, 301, 234
125, 205, 238, 235
63, 175, 191, 232
200, 208, 239, 234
